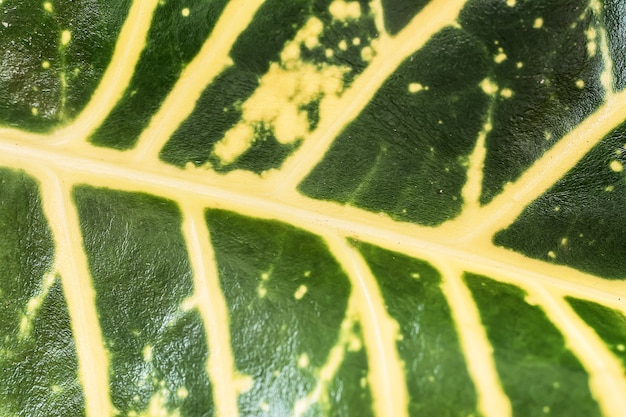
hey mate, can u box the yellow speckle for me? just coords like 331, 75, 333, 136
494, 48, 507, 63
428, 375, 435, 382
500, 88, 513, 98
329, 0, 361, 20
281, 42, 301, 62
338, 39, 348, 51
142, 345, 153, 362
575, 79, 585, 89
408, 82, 424, 93
352, 37, 360, 46
553, 381, 560, 389
545, 131, 552, 141
506, 0, 516, 6
348, 335, 362, 351
560, 237, 568, 246
554, 206, 561, 212
43, 1, 53, 12
360, 46, 373, 62
31, 107, 39, 116
605, 185, 615, 192
543, 406, 550, 414
304, 270, 311, 277
480, 78, 498, 95
325, 48, 334, 58
410, 272, 420, 279
533, 17, 544, 29
547, 251, 556, 259
360, 376, 367, 388
258, 286, 267, 298
260, 401, 270, 412
177, 387, 188, 399
42, 60, 50, 69
181, 7, 190, 17
610, 160, 623, 172
516, 61, 523, 69
617, 344, 625, 351
51, 385, 62, 393
213, 123, 254, 164
61, 30, 71, 46
297, 353, 310, 368
294, 284, 308, 300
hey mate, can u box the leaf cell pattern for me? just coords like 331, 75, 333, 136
1, 0, 626, 417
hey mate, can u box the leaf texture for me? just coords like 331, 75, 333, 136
1, 1, 626, 416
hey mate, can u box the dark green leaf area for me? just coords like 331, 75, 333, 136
0, 0, 131, 131
357, 242, 479, 417
161, 0, 379, 173
325, 324, 375, 417
459, 0, 605, 204
300, 27, 490, 226
494, 123, 626, 279
0, 279, 86, 417
567, 297, 626, 372
206, 209, 351, 416
465, 274, 601, 417
0, 168, 85, 417
380, 0, 430, 35
89, 0, 228, 150
602, 0, 626, 91
74, 187, 213, 417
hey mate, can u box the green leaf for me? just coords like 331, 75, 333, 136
1, 0, 626, 416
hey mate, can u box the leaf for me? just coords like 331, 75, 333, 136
1, 0, 626, 416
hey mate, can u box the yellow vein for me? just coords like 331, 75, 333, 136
0, 139, 623, 314
131, 0, 267, 162
324, 234, 408, 417
269, 0, 467, 192
447, 88, 626, 243
53, 0, 159, 146
461, 102, 493, 213
524, 284, 626, 417
369, 0, 388, 42
435, 259, 512, 417
38, 170, 112, 417
180, 204, 240, 417
294, 298, 358, 416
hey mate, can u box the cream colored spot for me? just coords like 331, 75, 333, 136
506, 0, 516, 6
410, 272, 420, 279
176, 387, 188, 399
560, 237, 568, 246
348, 334, 362, 351
617, 344, 625, 351
142, 345, 153, 362
260, 401, 270, 412
181, 7, 190, 17
480, 78, 498, 95
533, 17, 544, 29
500, 88, 513, 98
543, 406, 550, 414
298, 353, 310, 368
352, 37, 361, 46
213, 123, 254, 164
51, 385, 62, 393
494, 48, 507, 63
547, 251, 556, 259
294, 284, 308, 300
61, 30, 71, 46
338, 39, 348, 51
137, 390, 181, 417
516, 61, 523, 69
325, 48, 334, 58
408, 82, 424, 93
586, 27, 597, 57
258, 286, 267, 298
42, 60, 50, 69
610, 160, 623, 172
261, 272, 270, 281
576, 79, 585, 89
360, 376, 367, 388
360, 46, 373, 62
43, 1, 53, 12
605, 185, 615, 192
304, 270, 311, 277
329, 0, 361, 21
545, 131, 552, 141
31, 107, 39, 116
